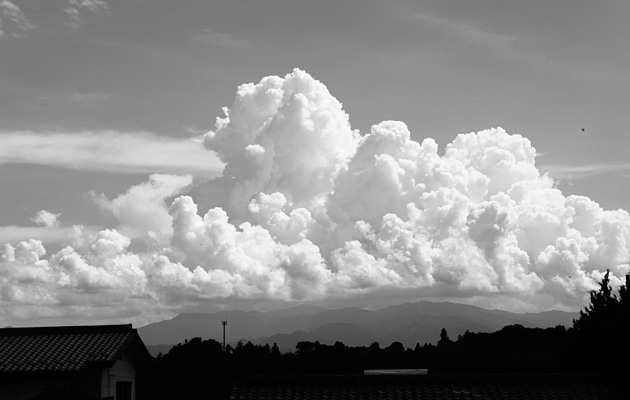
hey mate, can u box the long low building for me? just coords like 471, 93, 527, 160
230, 373, 627, 400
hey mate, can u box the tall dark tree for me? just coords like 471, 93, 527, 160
573, 270, 629, 335
438, 328, 452, 347
271, 343, 281, 357
619, 274, 630, 304
572, 269, 630, 373
574, 270, 615, 332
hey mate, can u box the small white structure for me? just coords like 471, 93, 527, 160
364, 369, 428, 376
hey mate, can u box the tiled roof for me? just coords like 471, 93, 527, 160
0, 324, 136, 374
230, 375, 626, 400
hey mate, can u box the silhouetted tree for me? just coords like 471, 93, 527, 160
234, 340, 244, 354
295, 341, 316, 355
271, 343, 281, 357
574, 270, 615, 332
385, 341, 405, 354
619, 274, 630, 304
572, 269, 630, 373
437, 328, 452, 347
155, 337, 229, 399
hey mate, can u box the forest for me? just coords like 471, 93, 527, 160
149, 271, 629, 399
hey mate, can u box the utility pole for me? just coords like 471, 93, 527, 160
222, 320, 227, 352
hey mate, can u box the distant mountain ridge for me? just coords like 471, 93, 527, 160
139, 302, 577, 355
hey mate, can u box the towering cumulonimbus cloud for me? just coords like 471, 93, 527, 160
194, 69, 358, 219
1, 69, 629, 325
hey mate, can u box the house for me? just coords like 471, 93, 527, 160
0, 324, 154, 400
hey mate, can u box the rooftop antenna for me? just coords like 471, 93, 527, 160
222, 319, 227, 352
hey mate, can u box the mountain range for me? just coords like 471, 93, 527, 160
138, 302, 577, 355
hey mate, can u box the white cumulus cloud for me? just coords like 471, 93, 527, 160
1, 69, 629, 326
31, 210, 61, 228
0, 210, 84, 246
0, 0, 36, 37
64, 0, 110, 28
91, 174, 193, 239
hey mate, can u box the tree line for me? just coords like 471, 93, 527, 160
149, 270, 629, 399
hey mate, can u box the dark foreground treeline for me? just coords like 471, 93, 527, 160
147, 271, 629, 399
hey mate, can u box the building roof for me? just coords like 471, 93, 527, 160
230, 374, 626, 400
0, 324, 143, 375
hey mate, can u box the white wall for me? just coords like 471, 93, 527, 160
100, 351, 137, 400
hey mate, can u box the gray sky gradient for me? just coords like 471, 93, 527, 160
1, 0, 628, 220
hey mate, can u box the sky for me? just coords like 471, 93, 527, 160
1, 0, 629, 327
